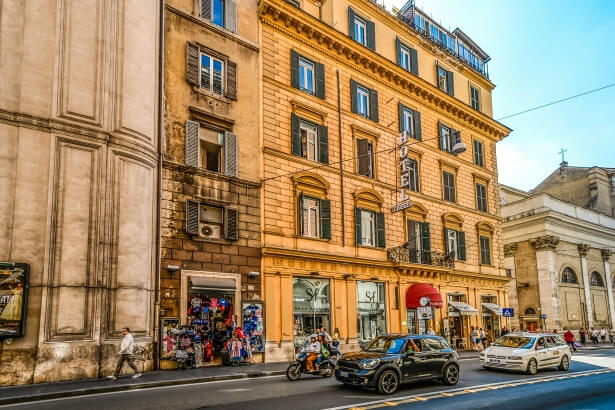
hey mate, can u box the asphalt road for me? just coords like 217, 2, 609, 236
1, 350, 613, 410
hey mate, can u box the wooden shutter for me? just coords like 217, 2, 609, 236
224, 131, 238, 177
226, 60, 237, 100
318, 124, 328, 164
366, 20, 376, 50
225, 0, 237, 33
457, 231, 466, 261
298, 192, 304, 236
348, 7, 355, 39
350, 79, 358, 114
444, 228, 452, 254
398, 102, 405, 133
224, 208, 239, 241
291, 113, 302, 156
446, 69, 454, 96
315, 61, 326, 99
186, 200, 200, 235
410, 48, 418, 75
185, 120, 200, 167
396, 37, 402, 66
186, 42, 200, 86
355, 207, 362, 245
368, 88, 378, 122
357, 138, 369, 176
375, 212, 386, 248
290, 50, 300, 89
420, 222, 431, 252
200, 0, 212, 20
319, 199, 331, 240
413, 110, 422, 141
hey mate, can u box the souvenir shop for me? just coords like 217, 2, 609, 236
160, 272, 264, 368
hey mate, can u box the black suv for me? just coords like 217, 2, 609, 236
335, 334, 459, 394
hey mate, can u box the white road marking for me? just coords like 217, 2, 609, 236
218, 388, 251, 392
571, 355, 615, 370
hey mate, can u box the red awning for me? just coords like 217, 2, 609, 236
406, 283, 443, 308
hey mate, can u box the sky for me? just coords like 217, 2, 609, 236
382, 0, 615, 191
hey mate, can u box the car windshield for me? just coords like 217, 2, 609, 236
364, 336, 406, 354
492, 336, 535, 349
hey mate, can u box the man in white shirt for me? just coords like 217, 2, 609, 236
108, 327, 141, 379
304, 335, 320, 371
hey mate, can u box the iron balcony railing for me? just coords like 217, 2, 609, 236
387, 246, 455, 268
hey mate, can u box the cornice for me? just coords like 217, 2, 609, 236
259, 0, 511, 141
163, 161, 261, 188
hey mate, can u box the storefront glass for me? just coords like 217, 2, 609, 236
447, 294, 466, 349
293, 277, 330, 348
357, 281, 386, 345
407, 307, 433, 335
481, 296, 501, 340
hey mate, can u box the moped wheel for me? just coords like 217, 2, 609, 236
321, 363, 334, 378
286, 363, 302, 381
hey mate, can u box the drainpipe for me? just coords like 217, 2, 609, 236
336, 70, 345, 246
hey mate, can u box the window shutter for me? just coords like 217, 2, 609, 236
348, 7, 355, 39
350, 79, 358, 114
446, 69, 454, 96
290, 50, 300, 89
186, 42, 200, 86
224, 131, 238, 177
200, 0, 212, 20
225, 60, 237, 100
449, 128, 459, 153
398, 102, 405, 133
355, 207, 362, 245
315, 61, 326, 99
410, 48, 418, 75
444, 228, 451, 254
368, 88, 378, 122
225, 0, 237, 33
291, 113, 302, 156
318, 124, 329, 164
299, 193, 304, 236
457, 231, 466, 261
375, 212, 386, 248
357, 138, 369, 176
366, 20, 376, 50
224, 208, 239, 241
185, 120, 200, 167
186, 200, 200, 235
396, 37, 402, 66
420, 222, 431, 252
438, 121, 446, 150
320, 199, 331, 240
413, 110, 422, 141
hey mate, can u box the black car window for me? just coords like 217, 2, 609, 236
537, 337, 546, 348
545, 336, 556, 347
421, 338, 443, 352
406, 338, 422, 352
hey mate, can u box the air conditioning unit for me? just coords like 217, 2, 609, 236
198, 222, 222, 239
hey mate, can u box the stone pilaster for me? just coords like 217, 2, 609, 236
602, 249, 615, 329
578, 244, 593, 329
530, 235, 561, 330
503, 243, 520, 329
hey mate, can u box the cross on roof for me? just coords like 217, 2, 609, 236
558, 148, 567, 163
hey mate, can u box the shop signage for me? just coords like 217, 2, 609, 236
392, 131, 413, 213
417, 306, 432, 319
0, 263, 29, 338
502, 308, 514, 317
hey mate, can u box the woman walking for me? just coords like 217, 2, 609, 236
579, 328, 587, 345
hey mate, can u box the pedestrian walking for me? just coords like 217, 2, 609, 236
590, 327, 599, 344
564, 329, 577, 352
471, 326, 482, 351
501, 326, 509, 336
610, 329, 615, 347
600, 328, 607, 343
480, 328, 487, 349
579, 328, 587, 345
108, 327, 141, 379
332, 328, 340, 348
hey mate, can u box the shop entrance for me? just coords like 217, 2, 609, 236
293, 277, 331, 350
407, 308, 432, 334
357, 281, 386, 346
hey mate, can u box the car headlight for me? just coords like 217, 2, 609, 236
508, 356, 523, 361
359, 359, 380, 369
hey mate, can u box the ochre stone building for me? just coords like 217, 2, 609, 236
259, 0, 512, 361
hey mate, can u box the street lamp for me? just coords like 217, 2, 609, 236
451, 139, 467, 155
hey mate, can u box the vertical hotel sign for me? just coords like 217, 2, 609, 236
391, 131, 413, 213
0, 263, 29, 338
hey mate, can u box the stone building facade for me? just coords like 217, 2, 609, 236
501, 184, 615, 333
0, 0, 160, 385
159, 1, 262, 365
260, 0, 512, 361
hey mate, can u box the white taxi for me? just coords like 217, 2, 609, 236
479, 333, 571, 375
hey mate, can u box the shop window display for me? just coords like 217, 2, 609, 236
357, 281, 386, 345
242, 302, 264, 353
293, 277, 331, 349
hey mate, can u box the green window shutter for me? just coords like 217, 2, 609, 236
186, 42, 200, 86
290, 50, 300, 89
291, 113, 302, 156
224, 208, 239, 241
369, 88, 379, 122
485, 237, 491, 265
413, 110, 422, 141
396, 37, 402, 66
457, 231, 466, 261
200, 0, 212, 20
355, 207, 362, 245
315, 61, 326, 99
410, 48, 418, 75
299, 192, 305, 236
186, 200, 200, 235
348, 7, 355, 39
185, 120, 200, 167
225, 0, 237, 33
366, 20, 376, 50
420, 222, 431, 252
320, 199, 331, 240
224, 131, 238, 177
375, 212, 386, 248
398, 102, 405, 132
350, 79, 358, 114
318, 124, 329, 164
225, 60, 237, 100
446, 69, 454, 96
357, 138, 369, 176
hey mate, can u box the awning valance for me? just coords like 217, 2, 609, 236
448, 301, 478, 315
406, 283, 443, 308
189, 276, 236, 292
482, 303, 503, 316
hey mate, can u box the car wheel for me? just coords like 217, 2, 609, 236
286, 363, 301, 381
377, 370, 399, 395
442, 364, 459, 385
526, 359, 538, 375
558, 355, 570, 371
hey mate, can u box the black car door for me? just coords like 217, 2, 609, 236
401, 338, 431, 381
420, 337, 448, 376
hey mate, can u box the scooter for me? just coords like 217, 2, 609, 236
286, 349, 339, 381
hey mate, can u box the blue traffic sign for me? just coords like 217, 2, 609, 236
502, 308, 514, 317
541, 314, 547, 319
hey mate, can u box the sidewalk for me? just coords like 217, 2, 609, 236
577, 342, 615, 351
0, 362, 288, 406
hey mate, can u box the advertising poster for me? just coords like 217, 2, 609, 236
242, 302, 264, 353
0, 263, 29, 338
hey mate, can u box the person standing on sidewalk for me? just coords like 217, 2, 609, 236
590, 328, 599, 344
599, 328, 607, 343
108, 327, 141, 379
579, 328, 587, 345
564, 329, 577, 352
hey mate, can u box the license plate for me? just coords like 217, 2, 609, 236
490, 360, 500, 364
339, 371, 349, 377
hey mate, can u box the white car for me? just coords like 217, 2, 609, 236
479, 333, 571, 375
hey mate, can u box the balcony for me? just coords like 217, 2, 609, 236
387, 246, 455, 268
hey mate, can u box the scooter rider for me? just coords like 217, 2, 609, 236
304, 335, 320, 371
315, 333, 331, 371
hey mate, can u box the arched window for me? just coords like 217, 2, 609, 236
590, 272, 604, 287
561, 268, 578, 284
525, 307, 536, 315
